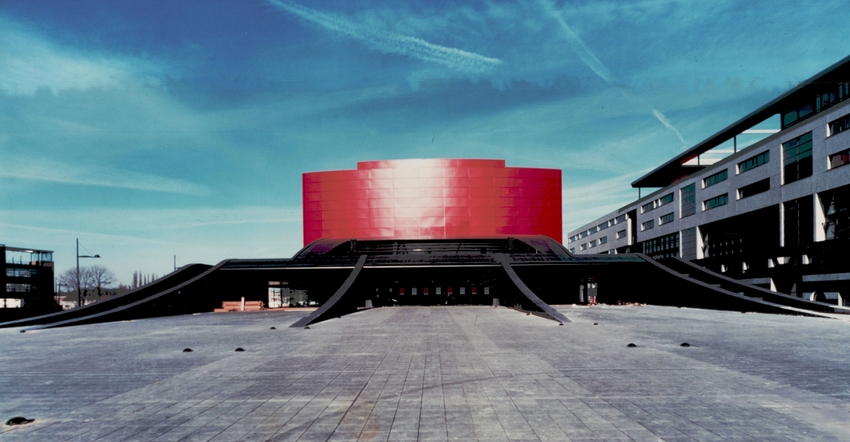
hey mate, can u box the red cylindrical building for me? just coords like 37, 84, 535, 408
302, 159, 562, 245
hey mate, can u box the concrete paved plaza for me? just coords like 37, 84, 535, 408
1, 305, 849, 441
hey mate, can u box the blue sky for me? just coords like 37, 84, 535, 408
2, 0, 849, 285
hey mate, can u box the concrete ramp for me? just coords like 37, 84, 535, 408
659, 257, 850, 314
0, 264, 213, 329
638, 254, 847, 320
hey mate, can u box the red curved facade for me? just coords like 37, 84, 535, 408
302, 159, 562, 245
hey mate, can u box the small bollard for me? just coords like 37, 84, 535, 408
6, 417, 34, 426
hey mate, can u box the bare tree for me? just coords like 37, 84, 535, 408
59, 267, 90, 294
86, 265, 116, 296
128, 271, 161, 289
60, 265, 117, 304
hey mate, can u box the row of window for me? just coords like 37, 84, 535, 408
702, 178, 773, 211
641, 212, 676, 231
395, 286, 489, 295
700, 135, 848, 212
706, 128, 842, 193
739, 151, 769, 173
781, 82, 850, 129
572, 234, 611, 253
633, 185, 847, 259
699, 135, 794, 197
704, 194, 728, 210
568, 214, 627, 243
827, 114, 850, 171
5, 283, 32, 293
700, 157, 754, 194
641, 192, 674, 214
642, 232, 680, 258
5, 268, 37, 278
703, 169, 727, 188
572, 120, 850, 249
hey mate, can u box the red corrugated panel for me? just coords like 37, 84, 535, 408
302, 159, 562, 244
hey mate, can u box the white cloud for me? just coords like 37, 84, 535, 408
0, 206, 304, 285
0, 16, 155, 96
2, 206, 301, 234
0, 158, 212, 196
561, 173, 643, 232
266, 0, 502, 74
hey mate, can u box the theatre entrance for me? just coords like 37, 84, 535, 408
354, 267, 511, 307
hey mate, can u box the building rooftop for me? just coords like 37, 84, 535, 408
1, 246, 54, 253
2, 245, 54, 264
2, 305, 849, 441
632, 53, 850, 188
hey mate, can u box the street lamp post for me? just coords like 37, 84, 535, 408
76, 238, 100, 307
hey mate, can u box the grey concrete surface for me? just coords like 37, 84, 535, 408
1, 305, 849, 441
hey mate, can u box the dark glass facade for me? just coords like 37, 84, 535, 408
642, 232, 679, 259
783, 196, 814, 246
738, 178, 770, 199
783, 132, 813, 184
680, 184, 696, 217
821, 185, 850, 240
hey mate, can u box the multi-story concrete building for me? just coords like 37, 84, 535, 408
568, 55, 850, 305
1, 244, 59, 321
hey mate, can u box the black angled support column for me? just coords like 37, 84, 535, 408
492, 253, 571, 324
291, 255, 368, 328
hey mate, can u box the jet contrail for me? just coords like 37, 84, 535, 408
538, 0, 687, 147
267, 0, 502, 74
652, 108, 687, 146
537, 0, 614, 83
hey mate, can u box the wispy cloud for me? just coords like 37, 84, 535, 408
0, 16, 155, 96
537, 0, 688, 147
561, 172, 645, 231
0, 158, 212, 196
2, 206, 301, 233
266, 0, 502, 74
0, 206, 304, 284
